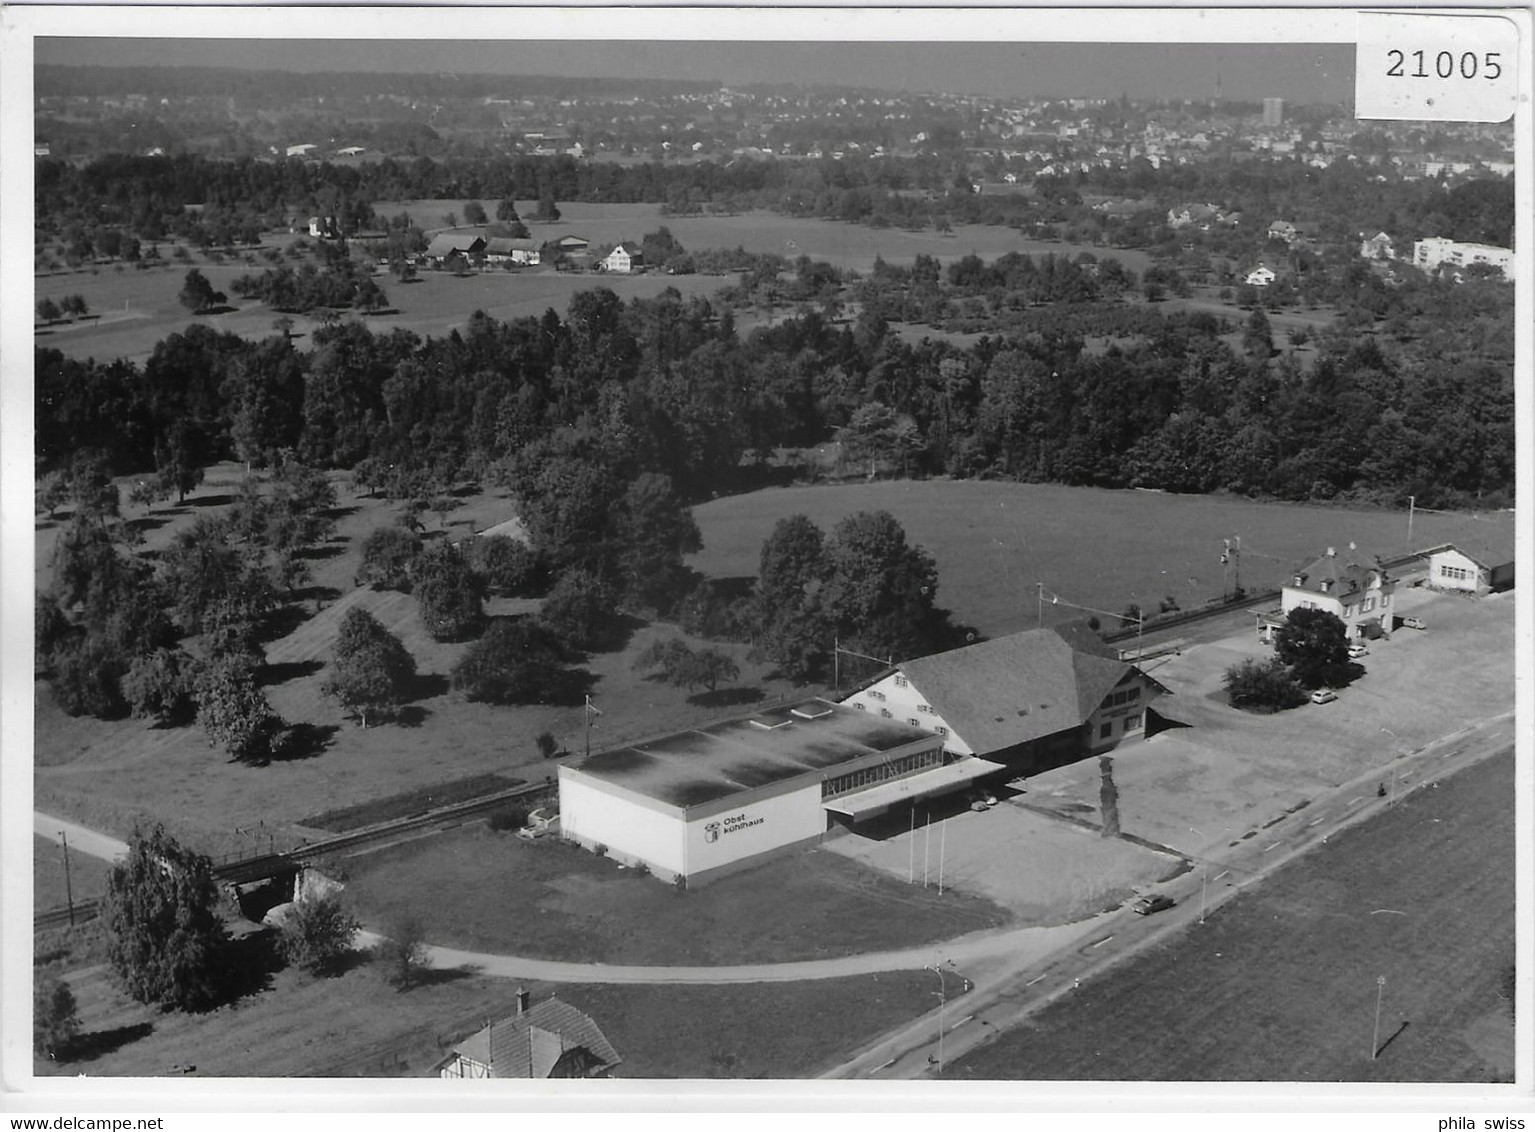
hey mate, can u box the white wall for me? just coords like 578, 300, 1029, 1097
1428, 549, 1484, 592
683, 782, 827, 878
558, 771, 685, 877
842, 673, 973, 755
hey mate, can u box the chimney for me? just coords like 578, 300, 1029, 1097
516, 987, 530, 1015
1326, 546, 1336, 557
1349, 541, 1357, 552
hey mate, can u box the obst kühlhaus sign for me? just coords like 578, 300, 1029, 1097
702, 812, 765, 843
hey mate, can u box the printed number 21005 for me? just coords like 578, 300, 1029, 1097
1385, 49, 1502, 81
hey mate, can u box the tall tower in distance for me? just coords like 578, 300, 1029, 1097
1262, 97, 1284, 127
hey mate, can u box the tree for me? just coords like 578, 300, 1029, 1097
1274, 606, 1353, 689
751, 514, 830, 681
538, 568, 620, 651
819, 510, 940, 662
122, 647, 196, 725
356, 525, 420, 591
178, 268, 225, 315
278, 892, 360, 975
1119, 603, 1143, 630
1223, 656, 1308, 712
452, 619, 573, 705
376, 912, 427, 990
411, 541, 484, 642
49, 633, 132, 719
33, 974, 81, 1059
36, 296, 61, 324
155, 418, 207, 503
462, 201, 487, 226
535, 188, 561, 222
465, 535, 545, 597
193, 655, 285, 762
322, 607, 417, 727
611, 473, 701, 612
61, 294, 90, 320
101, 824, 228, 1012
1243, 306, 1274, 357
634, 637, 740, 694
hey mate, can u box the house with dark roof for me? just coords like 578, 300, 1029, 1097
839, 621, 1169, 777
438, 991, 620, 1079
1265, 544, 1397, 642
424, 231, 488, 265
484, 236, 541, 266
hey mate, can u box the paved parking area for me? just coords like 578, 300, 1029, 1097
1025, 587, 1514, 858
825, 800, 1180, 924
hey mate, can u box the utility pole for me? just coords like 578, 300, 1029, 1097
1372, 975, 1386, 1059
938, 819, 946, 896
583, 695, 602, 758
833, 635, 839, 692
928, 963, 948, 1073
60, 831, 75, 927
1406, 495, 1415, 551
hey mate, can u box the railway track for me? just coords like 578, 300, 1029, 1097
35, 897, 100, 931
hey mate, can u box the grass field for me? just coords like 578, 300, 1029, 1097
372, 199, 1153, 276
335, 822, 1010, 964
35, 956, 937, 1079
34, 835, 111, 911
950, 748, 1517, 1082
689, 479, 1515, 638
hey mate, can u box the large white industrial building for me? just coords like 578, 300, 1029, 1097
558, 621, 1167, 884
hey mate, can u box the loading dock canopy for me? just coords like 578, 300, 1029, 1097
822, 758, 1006, 821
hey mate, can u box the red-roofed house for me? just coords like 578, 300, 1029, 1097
438, 992, 620, 1079
839, 621, 1168, 776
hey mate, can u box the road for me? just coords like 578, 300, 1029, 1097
33, 812, 129, 863
821, 708, 1515, 1079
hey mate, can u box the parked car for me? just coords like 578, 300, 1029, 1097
1401, 616, 1427, 630
1132, 894, 1175, 916
1347, 643, 1369, 658
1310, 689, 1338, 704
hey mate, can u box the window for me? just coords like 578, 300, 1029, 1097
917, 703, 932, 714
936, 726, 949, 737
880, 708, 893, 719
1124, 714, 1141, 732
1099, 722, 1113, 739
1128, 687, 1141, 702
908, 718, 920, 728
868, 689, 886, 702
1382, 594, 1390, 606
894, 675, 908, 688
853, 701, 866, 711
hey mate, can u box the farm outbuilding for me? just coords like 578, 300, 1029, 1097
558, 698, 1001, 885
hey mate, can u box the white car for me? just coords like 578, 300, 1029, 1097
1347, 643, 1369, 658
1401, 616, 1427, 630
1310, 689, 1338, 705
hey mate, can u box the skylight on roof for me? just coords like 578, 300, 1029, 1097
790, 705, 833, 720
749, 717, 792, 730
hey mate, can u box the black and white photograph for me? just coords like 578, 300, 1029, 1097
2, 4, 1529, 1121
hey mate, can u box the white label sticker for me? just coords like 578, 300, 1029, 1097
1356, 11, 1519, 122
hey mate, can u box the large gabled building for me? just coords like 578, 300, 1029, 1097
839, 621, 1168, 777
1258, 544, 1397, 643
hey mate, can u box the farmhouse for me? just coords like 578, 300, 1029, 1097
438, 991, 620, 1079
1359, 231, 1396, 260
559, 698, 1001, 885
1244, 264, 1276, 287
484, 236, 541, 265
840, 622, 1167, 777
424, 232, 488, 265
1258, 545, 1396, 642
602, 243, 645, 273
1420, 535, 1515, 594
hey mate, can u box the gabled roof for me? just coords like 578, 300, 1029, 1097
449, 998, 621, 1078
425, 232, 488, 258
608, 242, 644, 258
894, 621, 1149, 753
484, 236, 539, 255
1288, 547, 1391, 598
1420, 530, 1515, 571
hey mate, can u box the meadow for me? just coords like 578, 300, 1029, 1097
36, 957, 937, 1079
372, 199, 1154, 275
951, 748, 1516, 1082
689, 479, 1514, 638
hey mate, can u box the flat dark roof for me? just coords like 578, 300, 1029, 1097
565, 698, 933, 809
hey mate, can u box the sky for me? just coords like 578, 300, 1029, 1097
36, 39, 1355, 104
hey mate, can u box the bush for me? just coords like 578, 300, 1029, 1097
1224, 657, 1308, 712
278, 893, 360, 975
536, 730, 559, 759
33, 973, 80, 1059
375, 912, 427, 990
122, 648, 196, 725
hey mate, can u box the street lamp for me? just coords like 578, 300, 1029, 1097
927, 960, 949, 1073
1188, 827, 1208, 924
1379, 727, 1402, 808
1371, 975, 1387, 1060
